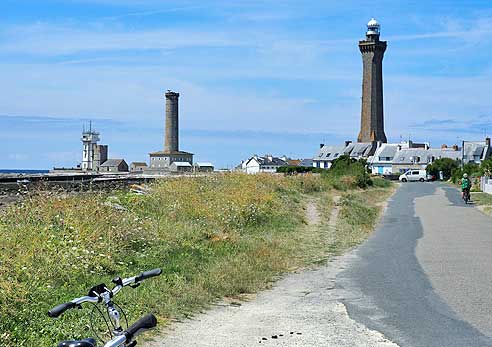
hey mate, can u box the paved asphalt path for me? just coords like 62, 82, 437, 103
338, 182, 492, 347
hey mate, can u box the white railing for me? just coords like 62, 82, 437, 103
481, 176, 492, 194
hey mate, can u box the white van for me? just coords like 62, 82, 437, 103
399, 170, 427, 182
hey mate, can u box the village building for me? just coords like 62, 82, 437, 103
391, 148, 460, 174
194, 162, 214, 172
313, 144, 349, 169
99, 159, 129, 173
462, 139, 491, 164
130, 162, 148, 173
298, 159, 314, 167
242, 155, 288, 174
170, 161, 192, 172
369, 143, 401, 175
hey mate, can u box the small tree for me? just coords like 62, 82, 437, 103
480, 158, 492, 177
327, 155, 372, 188
451, 162, 481, 183
426, 158, 459, 180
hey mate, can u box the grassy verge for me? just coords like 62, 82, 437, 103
328, 185, 396, 254
0, 174, 330, 346
470, 192, 492, 215
0, 173, 393, 346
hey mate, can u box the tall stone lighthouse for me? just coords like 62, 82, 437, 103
357, 18, 387, 144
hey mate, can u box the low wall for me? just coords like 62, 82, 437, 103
481, 177, 492, 194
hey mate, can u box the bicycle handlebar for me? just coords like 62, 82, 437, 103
48, 268, 162, 318
48, 302, 77, 318
135, 268, 162, 282
103, 314, 157, 347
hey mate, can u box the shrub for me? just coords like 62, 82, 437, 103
372, 177, 391, 188
427, 158, 459, 180
277, 166, 324, 174
451, 163, 480, 183
324, 155, 372, 189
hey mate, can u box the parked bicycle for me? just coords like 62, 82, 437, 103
48, 268, 162, 347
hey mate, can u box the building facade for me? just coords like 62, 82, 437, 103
242, 155, 288, 174
130, 162, 148, 172
99, 159, 129, 173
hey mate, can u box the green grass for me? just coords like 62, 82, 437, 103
471, 192, 492, 206
328, 187, 395, 254
0, 174, 331, 346
0, 173, 393, 346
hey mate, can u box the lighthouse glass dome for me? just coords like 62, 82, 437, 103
367, 18, 380, 36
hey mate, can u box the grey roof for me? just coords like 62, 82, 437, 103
251, 156, 288, 166
195, 162, 214, 167
299, 159, 314, 167
428, 149, 461, 161
100, 159, 126, 167
392, 148, 460, 165
378, 145, 399, 158
463, 142, 486, 159
131, 162, 147, 166
314, 145, 346, 161
350, 142, 373, 158
393, 149, 429, 164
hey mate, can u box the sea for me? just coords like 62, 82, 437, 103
0, 169, 49, 174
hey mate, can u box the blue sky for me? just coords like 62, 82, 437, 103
1, 0, 491, 169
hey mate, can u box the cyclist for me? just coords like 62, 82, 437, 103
462, 173, 471, 202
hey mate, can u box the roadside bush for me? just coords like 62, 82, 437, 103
480, 158, 492, 177
372, 177, 391, 188
277, 166, 324, 174
451, 163, 480, 183
324, 155, 372, 189
427, 158, 459, 180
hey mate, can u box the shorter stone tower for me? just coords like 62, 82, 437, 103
149, 90, 193, 171
164, 91, 180, 152
358, 18, 387, 144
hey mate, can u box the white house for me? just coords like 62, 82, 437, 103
313, 144, 350, 169
242, 155, 288, 174
369, 143, 400, 175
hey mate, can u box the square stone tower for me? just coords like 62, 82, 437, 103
358, 18, 388, 143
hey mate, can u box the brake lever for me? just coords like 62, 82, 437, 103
129, 282, 141, 289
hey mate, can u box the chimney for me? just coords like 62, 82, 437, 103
320, 143, 325, 149
441, 144, 448, 149
164, 90, 180, 153
345, 140, 352, 147
486, 137, 491, 148
452, 144, 459, 151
